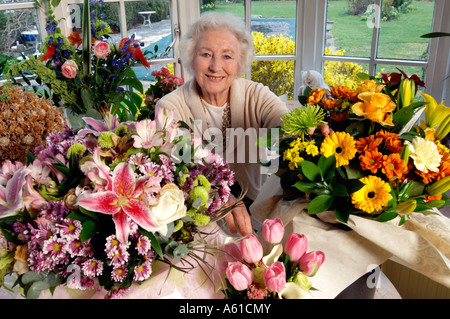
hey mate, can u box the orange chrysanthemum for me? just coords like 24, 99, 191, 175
330, 85, 359, 102
359, 150, 384, 174
382, 153, 408, 181
375, 130, 402, 153
307, 88, 327, 105
330, 112, 349, 122
320, 98, 340, 110
356, 135, 383, 153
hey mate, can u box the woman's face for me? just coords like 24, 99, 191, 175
192, 29, 240, 105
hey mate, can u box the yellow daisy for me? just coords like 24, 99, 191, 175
351, 175, 392, 214
320, 131, 357, 167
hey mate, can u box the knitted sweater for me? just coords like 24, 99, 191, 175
156, 77, 288, 200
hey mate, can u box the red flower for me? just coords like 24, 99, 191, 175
40, 45, 56, 62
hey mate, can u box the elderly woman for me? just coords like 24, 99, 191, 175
156, 12, 288, 236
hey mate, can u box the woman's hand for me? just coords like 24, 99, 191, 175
224, 194, 253, 236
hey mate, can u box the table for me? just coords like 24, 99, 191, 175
139, 11, 155, 27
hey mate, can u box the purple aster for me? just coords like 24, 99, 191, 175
58, 218, 82, 238
135, 235, 151, 255
111, 265, 128, 282
133, 259, 152, 281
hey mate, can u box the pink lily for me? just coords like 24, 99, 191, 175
76, 163, 159, 244
0, 166, 30, 218
80, 147, 111, 191
132, 119, 164, 149
23, 175, 47, 213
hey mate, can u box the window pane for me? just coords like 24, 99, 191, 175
325, 0, 375, 58
252, 60, 295, 99
251, 0, 296, 55
0, 8, 42, 59
323, 58, 369, 89
202, 0, 244, 18
124, 0, 173, 81
377, 0, 435, 61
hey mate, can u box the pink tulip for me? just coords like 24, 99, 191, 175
225, 262, 253, 291
284, 233, 307, 263
299, 251, 325, 276
263, 261, 286, 293
240, 234, 263, 265
224, 242, 241, 263
262, 218, 285, 244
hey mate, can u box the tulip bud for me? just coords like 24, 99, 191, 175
434, 113, 450, 140
240, 235, 263, 265
395, 199, 417, 216
284, 233, 307, 263
226, 261, 254, 291
426, 176, 450, 197
299, 251, 325, 276
262, 218, 285, 244
263, 261, 286, 293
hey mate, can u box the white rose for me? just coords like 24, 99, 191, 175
151, 184, 187, 236
405, 137, 442, 173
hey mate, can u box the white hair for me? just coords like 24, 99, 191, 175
179, 12, 254, 77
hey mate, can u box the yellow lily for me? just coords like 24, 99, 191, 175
400, 78, 415, 108
422, 93, 450, 128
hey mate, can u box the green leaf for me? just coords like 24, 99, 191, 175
346, 179, 365, 194
121, 77, 144, 93
21, 271, 44, 285
306, 195, 334, 214
140, 230, 163, 258
173, 244, 189, 261
318, 155, 336, 181
26, 281, 50, 299
332, 183, 348, 196
421, 32, 450, 38
80, 220, 97, 242
293, 180, 322, 193
334, 201, 351, 223
393, 106, 415, 127
375, 210, 398, 222
300, 160, 320, 182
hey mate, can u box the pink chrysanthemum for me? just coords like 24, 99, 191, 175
59, 218, 82, 238
111, 265, 128, 282
106, 235, 130, 266
42, 236, 66, 261
136, 235, 151, 255
82, 258, 104, 277
133, 259, 152, 281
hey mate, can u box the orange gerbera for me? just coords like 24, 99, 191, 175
375, 130, 402, 153
320, 98, 340, 110
359, 150, 384, 173
382, 153, 408, 181
355, 135, 383, 153
68, 30, 82, 47
307, 88, 327, 105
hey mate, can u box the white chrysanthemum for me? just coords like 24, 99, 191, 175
405, 137, 442, 173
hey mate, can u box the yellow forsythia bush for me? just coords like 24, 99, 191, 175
323, 48, 367, 90
251, 32, 295, 99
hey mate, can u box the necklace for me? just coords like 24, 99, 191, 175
200, 96, 231, 152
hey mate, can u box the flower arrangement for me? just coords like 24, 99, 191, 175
0, 86, 66, 164
0, 107, 237, 299
139, 67, 184, 120
5, 0, 152, 126
264, 69, 450, 224
222, 218, 324, 299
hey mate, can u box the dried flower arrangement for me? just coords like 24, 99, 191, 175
0, 86, 67, 164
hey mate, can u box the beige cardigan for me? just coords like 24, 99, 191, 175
156, 77, 289, 200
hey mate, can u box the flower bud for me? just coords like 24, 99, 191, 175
291, 271, 312, 291
240, 235, 263, 265
226, 261, 253, 291
426, 176, 450, 197
284, 233, 307, 263
298, 251, 325, 276
262, 218, 285, 244
434, 113, 450, 140
395, 199, 417, 216
263, 261, 286, 293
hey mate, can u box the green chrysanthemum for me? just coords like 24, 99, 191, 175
281, 104, 326, 139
